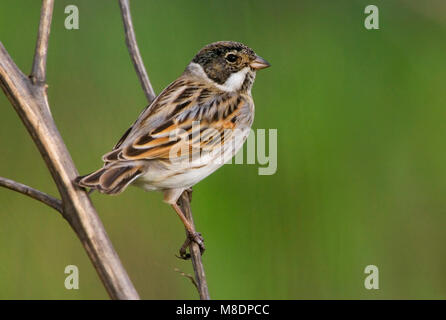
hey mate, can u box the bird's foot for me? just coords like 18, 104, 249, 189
177, 231, 205, 260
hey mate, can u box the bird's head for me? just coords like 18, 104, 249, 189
187, 41, 270, 92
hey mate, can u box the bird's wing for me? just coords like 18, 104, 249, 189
102, 77, 250, 164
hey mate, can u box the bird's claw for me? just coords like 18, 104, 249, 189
177, 232, 205, 260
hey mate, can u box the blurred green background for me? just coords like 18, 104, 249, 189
1, 0, 446, 299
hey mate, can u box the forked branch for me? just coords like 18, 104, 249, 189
0, 0, 139, 299
0, 0, 210, 300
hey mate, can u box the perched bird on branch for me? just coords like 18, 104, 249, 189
76, 41, 270, 258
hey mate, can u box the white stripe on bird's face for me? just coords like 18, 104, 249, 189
187, 62, 251, 92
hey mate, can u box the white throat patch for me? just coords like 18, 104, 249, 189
188, 62, 250, 92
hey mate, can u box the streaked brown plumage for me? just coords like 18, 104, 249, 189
76, 41, 270, 258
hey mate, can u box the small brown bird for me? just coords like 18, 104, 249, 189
76, 41, 270, 258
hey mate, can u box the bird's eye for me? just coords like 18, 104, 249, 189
225, 54, 238, 63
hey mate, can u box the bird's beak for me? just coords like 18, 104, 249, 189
250, 55, 271, 70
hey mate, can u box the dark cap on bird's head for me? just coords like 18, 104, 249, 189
191, 41, 270, 85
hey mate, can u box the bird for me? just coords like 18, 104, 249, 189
76, 41, 270, 258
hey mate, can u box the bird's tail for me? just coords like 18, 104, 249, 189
75, 164, 143, 195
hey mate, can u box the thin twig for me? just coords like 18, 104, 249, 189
118, 0, 210, 299
0, 176, 63, 213
118, 0, 156, 103
178, 190, 211, 300
174, 267, 198, 290
31, 0, 54, 84
0, 0, 139, 299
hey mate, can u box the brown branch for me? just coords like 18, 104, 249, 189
118, 0, 210, 300
178, 190, 211, 300
0, 0, 139, 300
118, 0, 156, 103
0, 176, 63, 213
31, 0, 54, 84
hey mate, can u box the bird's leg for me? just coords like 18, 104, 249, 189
171, 203, 205, 259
